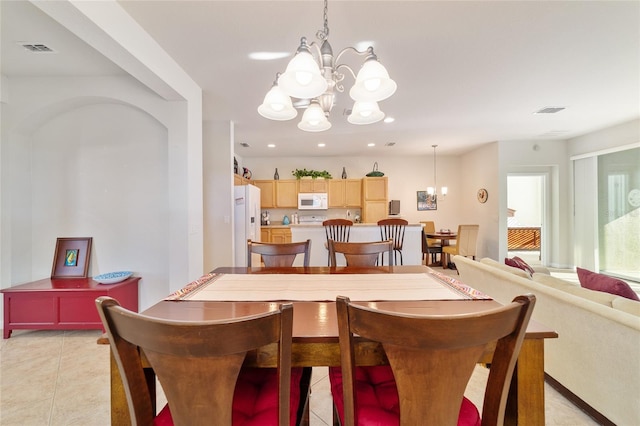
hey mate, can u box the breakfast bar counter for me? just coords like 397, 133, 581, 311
291, 223, 422, 266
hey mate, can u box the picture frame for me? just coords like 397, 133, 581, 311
417, 191, 437, 211
51, 237, 92, 278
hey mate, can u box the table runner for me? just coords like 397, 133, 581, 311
165, 271, 490, 302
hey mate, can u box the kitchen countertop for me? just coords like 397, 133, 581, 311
262, 223, 422, 228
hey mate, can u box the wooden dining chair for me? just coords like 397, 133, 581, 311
377, 218, 408, 265
420, 220, 442, 265
442, 224, 480, 270
323, 219, 353, 266
247, 239, 312, 267
329, 293, 536, 426
96, 296, 310, 426
328, 239, 394, 267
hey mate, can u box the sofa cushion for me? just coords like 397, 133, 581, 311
612, 296, 640, 317
480, 258, 531, 279
577, 268, 640, 301
505, 256, 535, 275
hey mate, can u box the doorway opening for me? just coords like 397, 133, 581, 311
507, 174, 546, 266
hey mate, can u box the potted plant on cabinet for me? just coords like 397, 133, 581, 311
292, 168, 333, 179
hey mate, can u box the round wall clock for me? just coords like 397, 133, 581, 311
628, 189, 640, 207
477, 188, 488, 203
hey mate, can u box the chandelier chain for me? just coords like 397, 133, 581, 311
316, 0, 330, 41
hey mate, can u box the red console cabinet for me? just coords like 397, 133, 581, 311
2, 276, 139, 338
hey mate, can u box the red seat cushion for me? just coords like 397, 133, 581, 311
153, 367, 304, 426
577, 267, 640, 301
329, 366, 480, 426
505, 256, 535, 275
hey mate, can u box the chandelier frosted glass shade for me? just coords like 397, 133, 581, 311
257, 84, 297, 121
257, 0, 396, 132
278, 43, 328, 99
349, 58, 397, 102
347, 101, 385, 125
298, 101, 331, 132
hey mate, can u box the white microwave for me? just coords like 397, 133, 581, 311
298, 193, 328, 210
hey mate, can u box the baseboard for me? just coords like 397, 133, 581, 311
544, 373, 614, 426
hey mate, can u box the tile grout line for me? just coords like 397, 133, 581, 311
48, 331, 66, 426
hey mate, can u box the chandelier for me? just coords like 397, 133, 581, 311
257, 0, 397, 132
427, 145, 448, 201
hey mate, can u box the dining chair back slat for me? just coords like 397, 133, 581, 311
96, 296, 297, 426
333, 294, 536, 426
377, 218, 408, 265
323, 219, 353, 266
328, 239, 394, 267
247, 239, 311, 267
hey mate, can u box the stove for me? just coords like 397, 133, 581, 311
298, 215, 327, 225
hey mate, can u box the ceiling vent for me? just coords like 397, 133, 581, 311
534, 107, 566, 114
239, 142, 251, 148
20, 43, 56, 53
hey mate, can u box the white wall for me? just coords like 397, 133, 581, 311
460, 143, 499, 260
0, 76, 190, 315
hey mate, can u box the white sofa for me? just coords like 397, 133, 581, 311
453, 255, 640, 426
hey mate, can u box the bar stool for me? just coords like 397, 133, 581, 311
322, 219, 353, 266
378, 218, 408, 265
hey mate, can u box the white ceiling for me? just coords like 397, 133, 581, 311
2, 1, 639, 158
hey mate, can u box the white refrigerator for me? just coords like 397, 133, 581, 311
234, 184, 261, 266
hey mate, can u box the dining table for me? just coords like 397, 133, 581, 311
426, 231, 458, 268
103, 265, 557, 426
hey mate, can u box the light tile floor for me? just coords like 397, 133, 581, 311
0, 262, 599, 425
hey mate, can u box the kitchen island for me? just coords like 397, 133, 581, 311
290, 223, 422, 266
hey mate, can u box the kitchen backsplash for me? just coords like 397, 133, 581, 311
262, 208, 361, 225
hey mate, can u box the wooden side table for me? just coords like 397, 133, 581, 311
2, 276, 139, 338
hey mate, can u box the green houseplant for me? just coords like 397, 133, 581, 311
292, 168, 333, 179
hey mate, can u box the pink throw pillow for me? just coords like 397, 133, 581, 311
505, 256, 535, 275
577, 268, 639, 301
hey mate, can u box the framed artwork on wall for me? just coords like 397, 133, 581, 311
51, 237, 92, 278
417, 191, 437, 211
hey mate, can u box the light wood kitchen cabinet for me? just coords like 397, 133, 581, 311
253, 180, 275, 208
275, 180, 298, 208
328, 179, 362, 207
260, 227, 292, 243
234, 174, 250, 185
361, 177, 388, 223
270, 228, 292, 243
297, 179, 328, 193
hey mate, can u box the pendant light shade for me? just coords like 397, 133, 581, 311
349, 57, 397, 102
298, 100, 331, 132
278, 39, 328, 99
347, 101, 385, 125
257, 82, 297, 121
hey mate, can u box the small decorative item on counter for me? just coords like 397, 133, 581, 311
242, 167, 252, 179
341, 166, 347, 179
366, 162, 384, 177
234, 157, 238, 174
282, 215, 290, 225
261, 211, 270, 225
274, 168, 279, 180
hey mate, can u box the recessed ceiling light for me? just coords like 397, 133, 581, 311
249, 52, 290, 61
367, 143, 375, 147
267, 144, 276, 148
534, 107, 566, 114
384, 117, 395, 123
318, 143, 326, 148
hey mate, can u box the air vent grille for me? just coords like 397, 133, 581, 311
385, 142, 396, 147
20, 43, 56, 53
239, 142, 251, 148
534, 107, 566, 114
